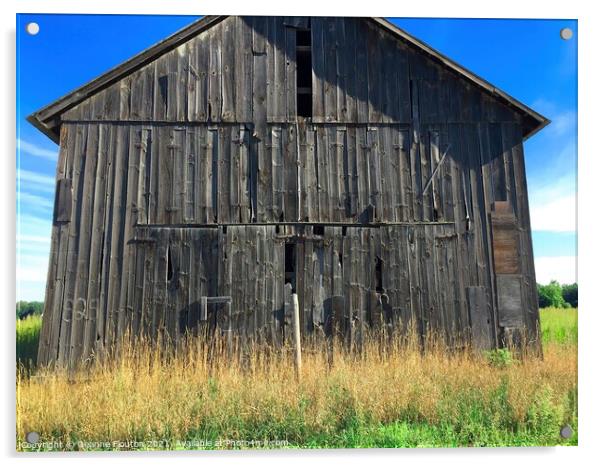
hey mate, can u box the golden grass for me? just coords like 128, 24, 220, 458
16, 326, 578, 449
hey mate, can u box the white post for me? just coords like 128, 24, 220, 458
292, 293, 302, 380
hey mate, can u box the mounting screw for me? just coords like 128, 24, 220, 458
560, 28, 573, 40
560, 425, 573, 439
25, 22, 40, 35
25, 432, 40, 444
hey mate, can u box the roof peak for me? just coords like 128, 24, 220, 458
28, 16, 549, 143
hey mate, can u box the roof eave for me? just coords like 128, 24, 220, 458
370, 17, 550, 140
27, 15, 228, 139
26, 113, 60, 145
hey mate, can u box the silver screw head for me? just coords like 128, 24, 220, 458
560, 425, 574, 439
560, 28, 573, 40
25, 22, 40, 35
25, 431, 40, 444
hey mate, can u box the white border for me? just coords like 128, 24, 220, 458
3, 1, 600, 465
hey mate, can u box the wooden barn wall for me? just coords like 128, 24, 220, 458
60, 16, 523, 128
37, 122, 511, 227
37, 117, 538, 364
39, 217, 473, 365
37, 16, 540, 365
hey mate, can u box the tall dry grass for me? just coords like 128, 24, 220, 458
16, 323, 577, 449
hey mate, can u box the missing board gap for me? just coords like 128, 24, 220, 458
375, 256, 384, 293
167, 247, 174, 282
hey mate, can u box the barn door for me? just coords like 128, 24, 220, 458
491, 201, 526, 344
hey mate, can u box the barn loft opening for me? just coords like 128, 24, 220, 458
285, 242, 297, 292
296, 27, 312, 118
313, 224, 324, 236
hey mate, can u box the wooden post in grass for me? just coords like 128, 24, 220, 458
292, 293, 302, 380
226, 300, 233, 359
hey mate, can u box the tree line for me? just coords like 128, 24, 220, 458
537, 281, 578, 309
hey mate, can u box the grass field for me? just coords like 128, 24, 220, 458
16, 315, 42, 373
16, 308, 577, 450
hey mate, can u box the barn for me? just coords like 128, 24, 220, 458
28, 16, 549, 367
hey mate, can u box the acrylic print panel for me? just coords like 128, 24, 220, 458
16, 14, 577, 451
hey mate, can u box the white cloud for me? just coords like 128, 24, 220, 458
17, 252, 49, 301
17, 214, 52, 254
528, 170, 576, 232
17, 169, 56, 192
534, 256, 577, 285
529, 193, 576, 232
17, 255, 49, 283
17, 139, 58, 161
16, 214, 53, 300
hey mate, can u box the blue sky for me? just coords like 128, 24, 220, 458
16, 15, 577, 301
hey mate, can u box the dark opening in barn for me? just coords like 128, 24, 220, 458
285, 242, 297, 292
296, 27, 312, 117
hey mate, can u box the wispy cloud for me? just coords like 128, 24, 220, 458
17, 139, 58, 161
17, 191, 54, 211
17, 169, 56, 193
18, 234, 51, 244
549, 110, 577, 138
534, 256, 577, 285
17, 215, 52, 300
17, 214, 52, 248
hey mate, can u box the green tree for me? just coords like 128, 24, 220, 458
561, 283, 578, 308
16, 301, 43, 319
537, 281, 567, 308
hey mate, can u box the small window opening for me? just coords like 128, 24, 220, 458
285, 242, 297, 292
222, 225, 228, 234
342, 226, 347, 237
375, 256, 384, 293
275, 225, 280, 234
313, 224, 324, 236
296, 28, 312, 118
158, 75, 168, 107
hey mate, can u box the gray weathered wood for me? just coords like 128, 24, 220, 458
35, 17, 546, 366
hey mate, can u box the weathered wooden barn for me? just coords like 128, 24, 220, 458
29, 16, 549, 366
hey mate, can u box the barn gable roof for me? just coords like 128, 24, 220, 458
28, 15, 549, 144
